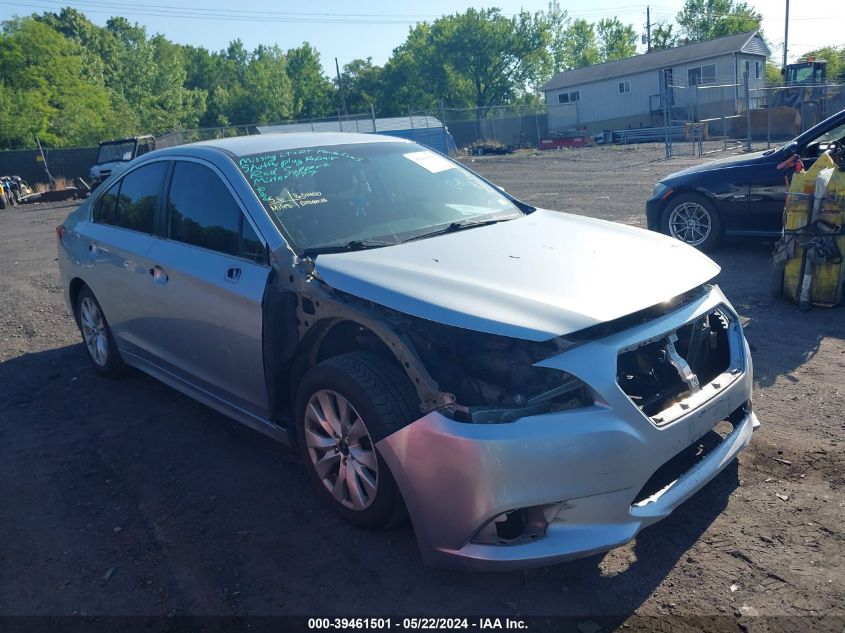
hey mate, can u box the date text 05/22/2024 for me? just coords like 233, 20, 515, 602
307, 617, 528, 630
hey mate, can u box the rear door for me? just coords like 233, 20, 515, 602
143, 159, 271, 416
82, 161, 169, 357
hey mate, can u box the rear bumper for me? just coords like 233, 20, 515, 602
377, 285, 757, 570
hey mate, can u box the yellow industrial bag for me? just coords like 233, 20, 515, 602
781, 153, 844, 306
814, 166, 845, 305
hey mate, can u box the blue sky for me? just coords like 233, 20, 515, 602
0, 0, 841, 73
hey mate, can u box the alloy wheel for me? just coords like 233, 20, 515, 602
668, 201, 712, 246
303, 389, 379, 511
79, 296, 108, 367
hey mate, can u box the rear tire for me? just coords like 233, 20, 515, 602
661, 192, 722, 251
75, 286, 126, 377
295, 352, 419, 529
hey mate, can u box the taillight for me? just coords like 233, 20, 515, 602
56, 225, 65, 243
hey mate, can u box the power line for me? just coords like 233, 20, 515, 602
0, 0, 669, 21
0, 0, 832, 28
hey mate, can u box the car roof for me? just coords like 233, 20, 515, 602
190, 132, 411, 157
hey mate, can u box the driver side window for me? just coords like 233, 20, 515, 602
167, 161, 266, 263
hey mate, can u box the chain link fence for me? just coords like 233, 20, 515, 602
662, 78, 845, 158
10, 80, 844, 176
748, 83, 845, 146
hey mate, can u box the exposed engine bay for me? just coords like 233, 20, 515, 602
294, 281, 729, 425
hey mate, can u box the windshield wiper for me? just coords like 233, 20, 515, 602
301, 239, 397, 257
407, 217, 512, 242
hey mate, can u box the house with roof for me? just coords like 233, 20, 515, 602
541, 31, 771, 134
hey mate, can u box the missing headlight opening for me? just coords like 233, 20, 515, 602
402, 318, 592, 423
617, 307, 734, 424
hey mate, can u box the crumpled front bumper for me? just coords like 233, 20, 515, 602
377, 285, 758, 570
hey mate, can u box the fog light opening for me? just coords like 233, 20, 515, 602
471, 504, 563, 546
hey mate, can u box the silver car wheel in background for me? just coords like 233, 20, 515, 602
304, 389, 379, 511
79, 296, 108, 367
668, 201, 712, 246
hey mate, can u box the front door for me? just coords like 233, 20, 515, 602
142, 159, 272, 416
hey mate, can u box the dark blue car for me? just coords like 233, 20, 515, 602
646, 108, 845, 250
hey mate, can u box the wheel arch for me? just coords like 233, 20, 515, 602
68, 277, 87, 324
660, 186, 718, 214
283, 317, 410, 439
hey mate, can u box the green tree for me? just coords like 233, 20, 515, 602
231, 45, 293, 124
765, 60, 782, 84
560, 19, 600, 69
676, 0, 762, 42
35, 8, 109, 83
105, 16, 156, 113
380, 22, 458, 115
0, 18, 126, 148
541, 0, 570, 74
803, 45, 845, 81
596, 17, 637, 62
651, 20, 678, 50
286, 43, 333, 118
428, 8, 550, 112
141, 36, 206, 132
339, 58, 384, 114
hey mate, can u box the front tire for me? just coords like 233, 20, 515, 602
661, 193, 722, 251
76, 286, 125, 377
295, 352, 419, 529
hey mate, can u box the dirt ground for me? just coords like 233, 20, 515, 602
0, 143, 843, 629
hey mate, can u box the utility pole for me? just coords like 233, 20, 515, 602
335, 57, 348, 116
35, 137, 55, 188
782, 0, 789, 71
646, 6, 652, 53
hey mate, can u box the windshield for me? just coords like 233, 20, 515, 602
236, 142, 523, 252
814, 121, 845, 144
97, 140, 136, 164
774, 117, 845, 156
787, 64, 813, 84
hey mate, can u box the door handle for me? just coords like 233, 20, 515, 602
149, 265, 169, 284
226, 267, 242, 282
89, 242, 102, 256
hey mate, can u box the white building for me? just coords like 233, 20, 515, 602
541, 31, 771, 134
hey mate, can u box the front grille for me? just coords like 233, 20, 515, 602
617, 306, 736, 425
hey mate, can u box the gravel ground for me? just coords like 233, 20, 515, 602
0, 143, 842, 630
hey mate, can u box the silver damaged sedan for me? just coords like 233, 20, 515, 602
58, 133, 759, 570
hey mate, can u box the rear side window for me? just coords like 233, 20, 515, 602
93, 181, 120, 224
113, 162, 167, 233
167, 161, 263, 260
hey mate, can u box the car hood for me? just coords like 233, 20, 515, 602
314, 209, 720, 341
664, 149, 775, 180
